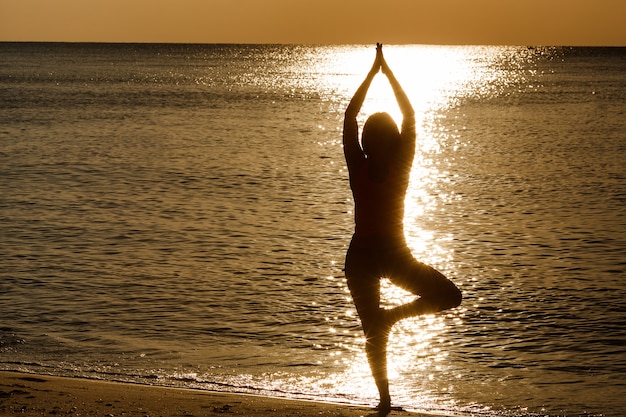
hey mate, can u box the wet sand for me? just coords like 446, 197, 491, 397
0, 371, 440, 417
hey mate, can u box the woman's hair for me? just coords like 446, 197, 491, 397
361, 112, 400, 158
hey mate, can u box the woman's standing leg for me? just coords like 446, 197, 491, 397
345, 241, 393, 414
346, 274, 393, 414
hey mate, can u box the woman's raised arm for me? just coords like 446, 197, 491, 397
380, 49, 414, 119
343, 44, 382, 170
380, 46, 416, 158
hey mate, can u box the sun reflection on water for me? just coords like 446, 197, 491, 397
322, 45, 508, 123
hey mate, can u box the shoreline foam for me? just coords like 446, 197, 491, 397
0, 371, 440, 417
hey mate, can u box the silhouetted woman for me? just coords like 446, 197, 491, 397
343, 44, 462, 416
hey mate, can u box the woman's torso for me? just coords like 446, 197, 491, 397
350, 160, 409, 238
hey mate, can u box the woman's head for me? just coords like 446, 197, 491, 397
362, 112, 400, 159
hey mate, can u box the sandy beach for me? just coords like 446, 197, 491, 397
0, 371, 441, 417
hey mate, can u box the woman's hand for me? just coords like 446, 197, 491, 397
370, 43, 383, 75
378, 43, 392, 76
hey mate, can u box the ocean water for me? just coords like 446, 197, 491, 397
1, 43, 625, 417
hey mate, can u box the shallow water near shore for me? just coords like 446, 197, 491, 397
1, 43, 625, 416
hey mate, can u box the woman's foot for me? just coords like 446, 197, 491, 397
375, 400, 391, 416
374, 402, 404, 416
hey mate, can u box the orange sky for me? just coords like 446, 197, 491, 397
1, 0, 624, 45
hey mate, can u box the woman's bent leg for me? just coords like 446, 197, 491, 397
387, 252, 461, 322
